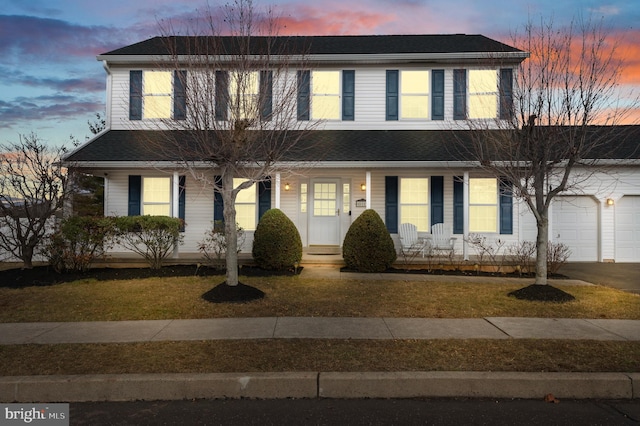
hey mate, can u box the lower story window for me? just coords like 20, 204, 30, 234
234, 178, 257, 231
469, 178, 497, 232
400, 178, 429, 231
143, 177, 171, 216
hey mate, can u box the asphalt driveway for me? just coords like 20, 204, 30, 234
561, 263, 640, 294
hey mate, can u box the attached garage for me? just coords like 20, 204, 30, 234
615, 196, 640, 262
552, 196, 599, 261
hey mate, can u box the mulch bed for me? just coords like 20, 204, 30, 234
0, 264, 301, 288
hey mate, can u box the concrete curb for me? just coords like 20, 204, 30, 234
0, 372, 637, 402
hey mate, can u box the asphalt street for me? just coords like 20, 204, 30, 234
70, 398, 640, 425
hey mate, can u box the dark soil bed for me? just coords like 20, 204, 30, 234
0, 264, 301, 288
340, 266, 567, 280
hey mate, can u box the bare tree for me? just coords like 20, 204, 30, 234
144, 0, 318, 290
0, 133, 69, 268
458, 15, 638, 287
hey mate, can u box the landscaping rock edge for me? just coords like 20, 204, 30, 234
0, 372, 637, 402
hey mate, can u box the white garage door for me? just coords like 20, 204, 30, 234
552, 196, 598, 261
615, 196, 640, 262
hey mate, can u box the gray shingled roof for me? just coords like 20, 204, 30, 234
64, 128, 640, 165
100, 35, 525, 57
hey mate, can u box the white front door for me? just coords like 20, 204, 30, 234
309, 179, 341, 246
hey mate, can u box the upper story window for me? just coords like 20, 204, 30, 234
454, 68, 513, 120
143, 72, 172, 119
386, 70, 443, 121
130, 70, 186, 121
297, 70, 355, 121
400, 71, 430, 119
230, 71, 259, 119
468, 70, 498, 119
312, 71, 341, 120
216, 70, 272, 121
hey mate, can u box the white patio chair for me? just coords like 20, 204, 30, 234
398, 223, 428, 257
430, 223, 456, 253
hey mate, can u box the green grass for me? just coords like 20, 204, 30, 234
0, 275, 638, 322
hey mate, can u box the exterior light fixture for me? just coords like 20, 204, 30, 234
361, 183, 366, 191
284, 183, 290, 191
606, 198, 614, 206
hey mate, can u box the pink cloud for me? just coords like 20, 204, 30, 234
272, 4, 397, 35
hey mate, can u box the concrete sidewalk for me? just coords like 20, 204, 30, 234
1, 265, 639, 402
1, 316, 639, 345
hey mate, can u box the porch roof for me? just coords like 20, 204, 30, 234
63, 127, 640, 167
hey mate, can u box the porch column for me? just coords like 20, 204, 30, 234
463, 171, 469, 260
103, 174, 109, 216
365, 171, 371, 209
275, 173, 281, 209
172, 171, 180, 259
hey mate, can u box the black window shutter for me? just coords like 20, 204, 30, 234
297, 70, 310, 120
453, 69, 466, 120
258, 178, 272, 219
129, 71, 142, 120
128, 175, 141, 216
174, 70, 187, 120
178, 175, 186, 231
499, 68, 513, 120
453, 177, 464, 234
215, 71, 228, 121
385, 176, 399, 233
431, 176, 444, 226
386, 70, 399, 121
213, 175, 224, 222
499, 177, 513, 234
431, 70, 444, 120
342, 70, 355, 121
260, 70, 273, 121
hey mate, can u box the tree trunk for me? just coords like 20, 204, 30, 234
535, 214, 549, 285
222, 172, 239, 287
21, 246, 34, 270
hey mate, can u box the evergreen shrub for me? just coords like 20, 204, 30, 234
342, 209, 396, 272
252, 209, 302, 270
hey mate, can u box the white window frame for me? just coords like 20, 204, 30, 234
400, 70, 430, 120
142, 176, 172, 216
143, 71, 173, 119
234, 178, 258, 231
400, 177, 429, 232
468, 69, 498, 119
469, 177, 498, 233
230, 71, 259, 119
311, 70, 341, 120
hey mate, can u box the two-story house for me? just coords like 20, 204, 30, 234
63, 34, 640, 263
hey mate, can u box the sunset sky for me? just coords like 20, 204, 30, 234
1, 0, 639, 147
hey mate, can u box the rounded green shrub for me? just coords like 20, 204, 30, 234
343, 209, 397, 272
252, 209, 302, 270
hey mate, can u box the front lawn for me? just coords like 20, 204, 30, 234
0, 272, 638, 322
